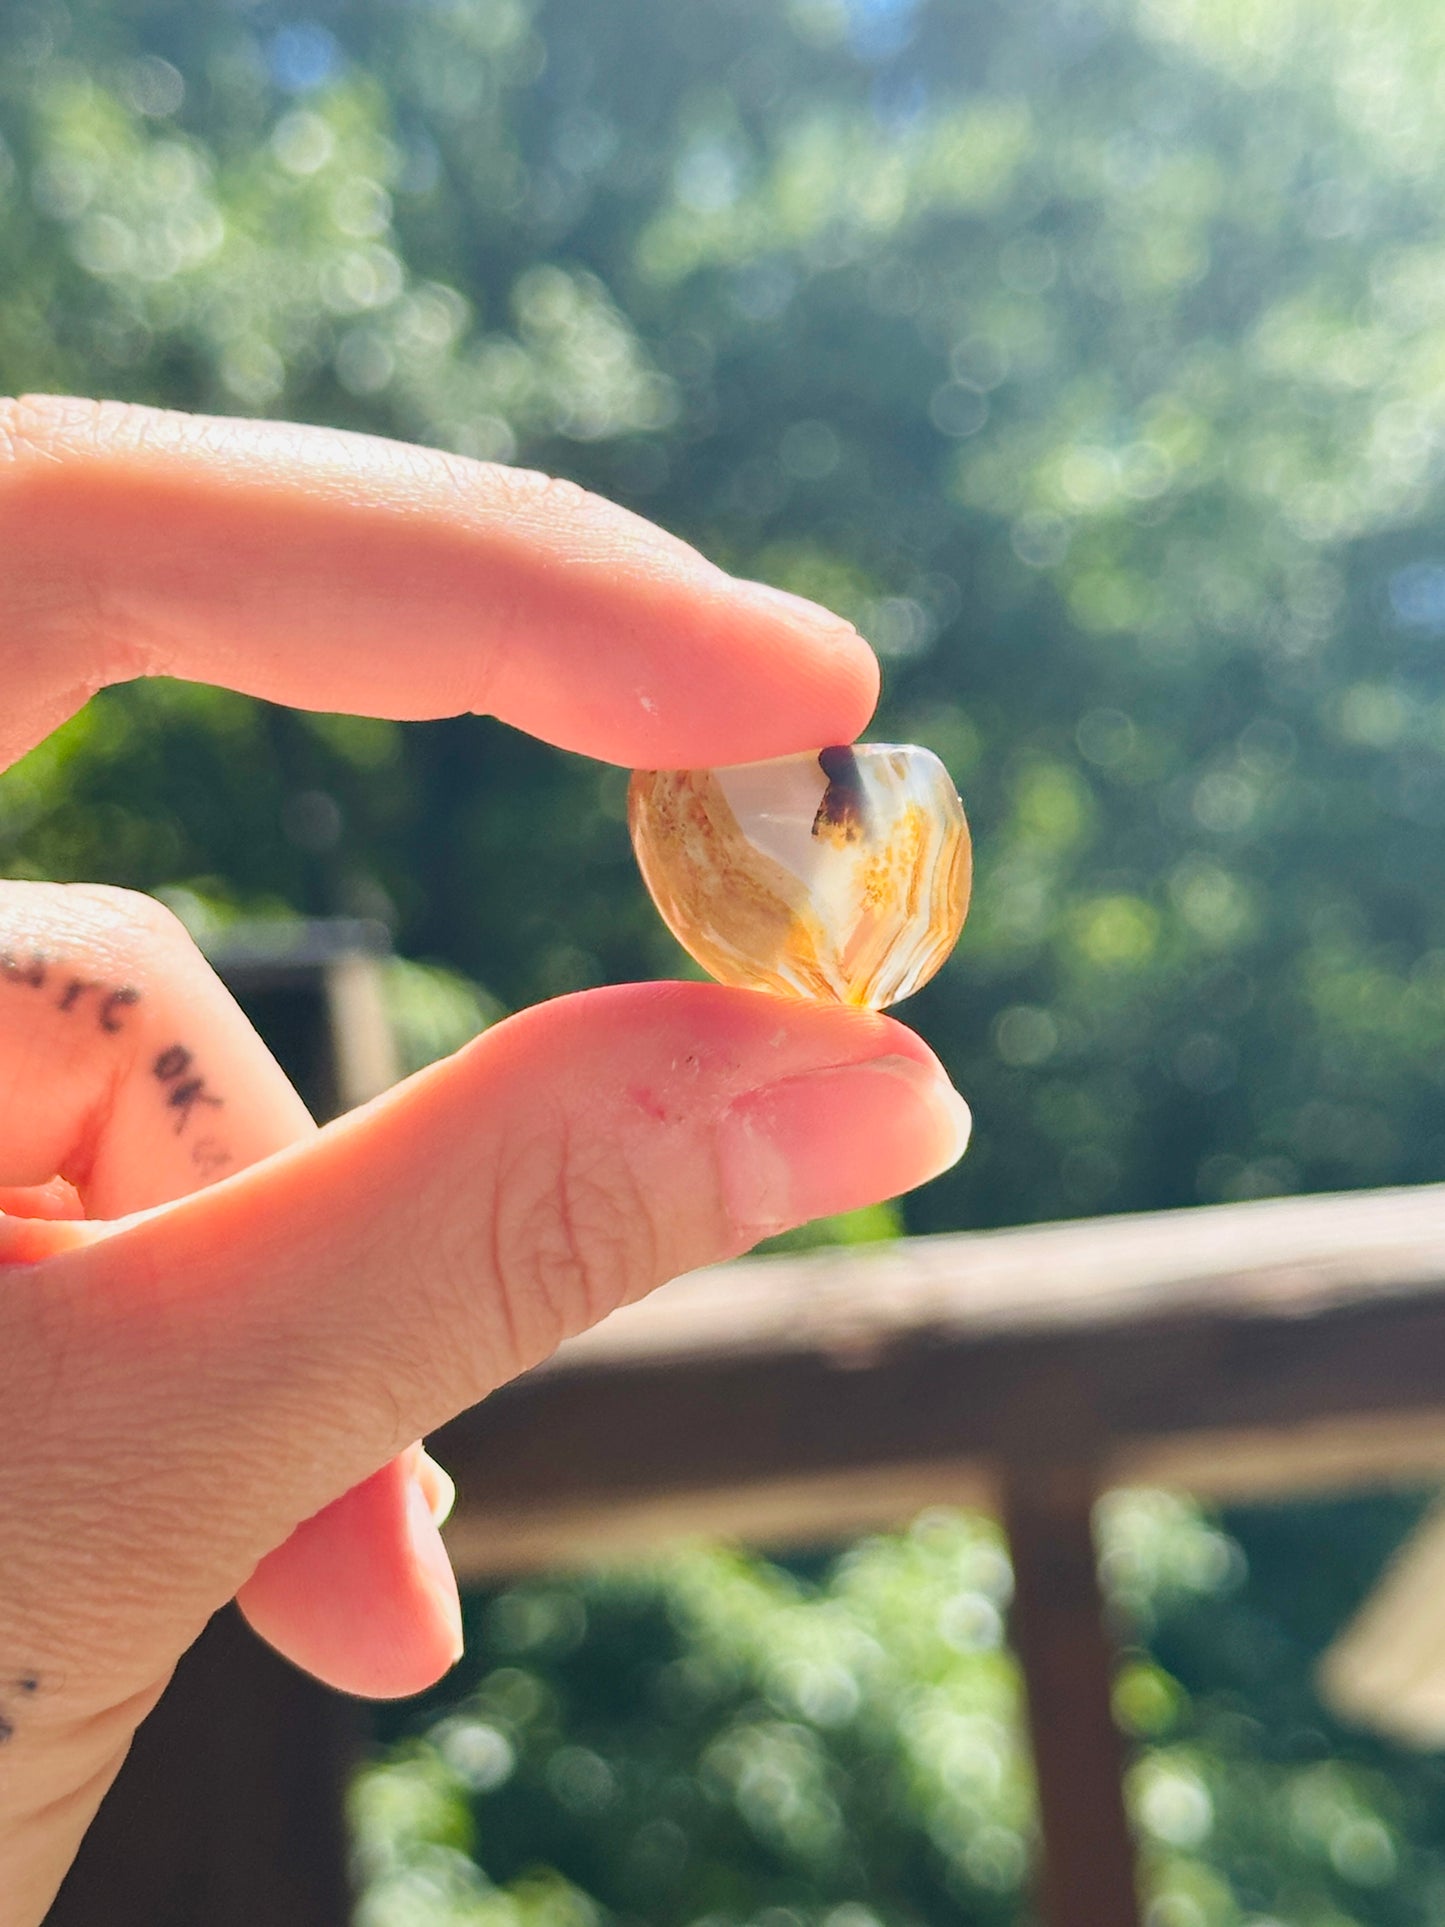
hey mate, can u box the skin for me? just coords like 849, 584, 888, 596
0, 396, 970, 1925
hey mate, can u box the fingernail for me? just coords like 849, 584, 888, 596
733, 578, 859, 634
407, 1477, 464, 1664
717, 1054, 971, 1240
417, 1450, 457, 1529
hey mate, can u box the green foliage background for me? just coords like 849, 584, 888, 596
5, 0, 1445, 1919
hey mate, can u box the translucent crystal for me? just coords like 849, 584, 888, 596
628, 744, 971, 1010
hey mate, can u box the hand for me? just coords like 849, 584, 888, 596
0, 396, 970, 1925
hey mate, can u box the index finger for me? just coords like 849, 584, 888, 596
0, 396, 877, 772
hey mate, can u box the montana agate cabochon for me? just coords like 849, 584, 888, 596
628, 744, 971, 1011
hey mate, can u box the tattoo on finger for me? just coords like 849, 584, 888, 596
0, 1675, 39, 1747
2, 948, 234, 1175
2, 949, 141, 1034
152, 1044, 224, 1131
1, 948, 55, 994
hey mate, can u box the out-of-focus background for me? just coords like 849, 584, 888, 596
7, 0, 1445, 1921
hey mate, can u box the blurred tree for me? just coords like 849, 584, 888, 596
6, 0, 1445, 1919
6, 0, 1445, 1228
355, 1495, 1445, 1927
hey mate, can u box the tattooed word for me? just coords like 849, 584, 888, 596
0, 949, 46, 988
152, 1045, 225, 1138
1, 949, 141, 1033
0, 1677, 37, 1747
3, 949, 237, 1171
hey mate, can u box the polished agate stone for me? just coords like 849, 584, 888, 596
628, 744, 970, 1010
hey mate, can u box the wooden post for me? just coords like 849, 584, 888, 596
1004, 1467, 1141, 1927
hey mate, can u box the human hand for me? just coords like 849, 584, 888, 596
0, 396, 970, 1925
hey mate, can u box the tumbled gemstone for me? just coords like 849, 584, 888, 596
628, 743, 971, 1010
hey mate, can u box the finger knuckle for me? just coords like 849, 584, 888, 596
485, 463, 617, 531
0, 394, 142, 467
485, 1120, 659, 1367
0, 393, 68, 469
0, 396, 128, 512
0, 394, 32, 468
0, 398, 160, 681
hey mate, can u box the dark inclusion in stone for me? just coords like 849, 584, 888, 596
813, 744, 870, 841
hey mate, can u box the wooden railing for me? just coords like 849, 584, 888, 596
439, 1182, 1445, 1567
429, 1183, 1445, 1927
44, 929, 1445, 1926
51, 1176, 1445, 1927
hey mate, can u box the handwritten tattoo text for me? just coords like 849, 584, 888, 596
2, 946, 234, 1174
1, 950, 141, 1034
152, 1044, 226, 1137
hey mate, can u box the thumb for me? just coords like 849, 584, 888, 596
33, 983, 967, 1685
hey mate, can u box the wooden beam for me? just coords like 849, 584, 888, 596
528, 1182, 1445, 1368
441, 1457, 1000, 1576
435, 1183, 1445, 1576
1116, 1407, 1445, 1504
1005, 1469, 1140, 1927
